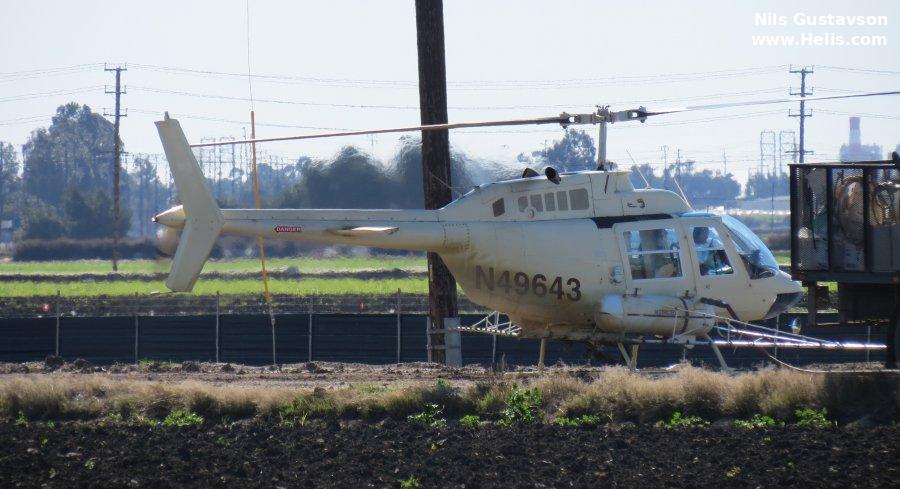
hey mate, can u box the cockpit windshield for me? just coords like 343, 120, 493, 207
722, 215, 780, 279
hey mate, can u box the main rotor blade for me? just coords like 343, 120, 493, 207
190, 115, 570, 148
644, 90, 900, 116
185, 89, 900, 148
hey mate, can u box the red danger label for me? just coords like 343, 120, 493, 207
274, 225, 303, 233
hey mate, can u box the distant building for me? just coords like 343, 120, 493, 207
839, 117, 882, 161
731, 195, 790, 212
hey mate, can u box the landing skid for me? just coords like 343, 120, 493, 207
451, 310, 887, 371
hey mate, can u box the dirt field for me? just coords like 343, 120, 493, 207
1, 361, 897, 487
1, 421, 896, 488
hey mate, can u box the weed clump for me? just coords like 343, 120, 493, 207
459, 414, 481, 428
498, 386, 542, 426
734, 414, 783, 429
655, 411, 709, 429
554, 414, 603, 427
795, 407, 832, 428
407, 404, 446, 427
162, 409, 204, 427
400, 476, 421, 488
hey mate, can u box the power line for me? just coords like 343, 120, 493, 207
129, 63, 789, 90
818, 65, 900, 76
129, 85, 794, 112
0, 63, 104, 77
129, 86, 421, 110
128, 108, 351, 130
0, 65, 104, 84
0, 115, 54, 126
0, 86, 102, 103
817, 109, 900, 120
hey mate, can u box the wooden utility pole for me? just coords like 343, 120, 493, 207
105, 64, 127, 271
0, 143, 6, 230
789, 66, 813, 163
415, 0, 458, 364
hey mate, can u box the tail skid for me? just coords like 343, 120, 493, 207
155, 116, 224, 292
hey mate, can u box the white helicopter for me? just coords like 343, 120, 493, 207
153, 91, 897, 367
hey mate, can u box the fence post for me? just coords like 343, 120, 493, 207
133, 292, 140, 364
54, 290, 60, 357
215, 291, 220, 363
491, 334, 498, 369
307, 297, 313, 362
396, 288, 402, 364
270, 297, 277, 366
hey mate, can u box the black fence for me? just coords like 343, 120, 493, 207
0, 312, 886, 368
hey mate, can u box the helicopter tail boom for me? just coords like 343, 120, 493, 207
154, 116, 464, 292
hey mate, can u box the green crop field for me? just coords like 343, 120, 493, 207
0, 253, 796, 298
0, 277, 429, 297
0, 252, 789, 275
0, 256, 427, 276
773, 251, 789, 265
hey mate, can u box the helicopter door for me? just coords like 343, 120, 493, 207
682, 218, 749, 314
614, 221, 695, 299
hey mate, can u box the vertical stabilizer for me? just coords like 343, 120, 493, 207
155, 116, 224, 292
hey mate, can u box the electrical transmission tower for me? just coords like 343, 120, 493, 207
778, 131, 797, 174
759, 131, 777, 176
104, 63, 127, 271
789, 66, 813, 163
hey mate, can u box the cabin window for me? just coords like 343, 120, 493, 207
556, 191, 569, 211
544, 193, 556, 211
518, 196, 528, 212
690, 226, 733, 276
569, 188, 589, 210
530, 194, 544, 212
623, 228, 682, 279
492, 198, 505, 217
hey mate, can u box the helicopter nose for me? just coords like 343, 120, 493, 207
764, 272, 803, 318
152, 205, 186, 229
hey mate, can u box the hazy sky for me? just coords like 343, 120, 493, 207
2, 0, 899, 184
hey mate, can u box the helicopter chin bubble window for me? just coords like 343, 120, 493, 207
722, 215, 779, 279
690, 226, 734, 276
623, 228, 683, 280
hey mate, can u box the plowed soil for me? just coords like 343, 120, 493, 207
1, 421, 896, 488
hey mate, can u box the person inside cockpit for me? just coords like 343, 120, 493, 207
692, 226, 732, 276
